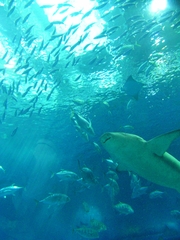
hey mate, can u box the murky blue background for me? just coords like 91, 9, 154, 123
0, 0, 180, 239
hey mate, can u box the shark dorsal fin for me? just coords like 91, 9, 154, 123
147, 129, 180, 156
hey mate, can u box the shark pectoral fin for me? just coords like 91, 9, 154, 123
147, 129, 180, 156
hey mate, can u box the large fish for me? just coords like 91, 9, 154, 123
0, 185, 23, 198
122, 75, 143, 100
100, 129, 180, 193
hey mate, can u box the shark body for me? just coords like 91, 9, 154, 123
100, 130, 180, 193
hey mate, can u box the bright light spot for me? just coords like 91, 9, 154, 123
150, 0, 167, 13
0, 41, 6, 59
96, 71, 117, 89
36, 0, 106, 55
99, 79, 116, 88
5, 58, 16, 69
153, 37, 161, 46
151, 36, 165, 47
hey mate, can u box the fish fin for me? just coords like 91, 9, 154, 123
34, 199, 40, 205
50, 171, 55, 178
147, 129, 180, 156
132, 93, 139, 100
70, 108, 75, 119
77, 177, 83, 182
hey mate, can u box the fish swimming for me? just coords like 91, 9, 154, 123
40, 193, 70, 206
114, 201, 134, 215
100, 129, 180, 193
74, 226, 99, 239
131, 185, 148, 199
56, 170, 79, 182
90, 219, 107, 232
149, 190, 164, 199
71, 111, 95, 136
24, 0, 34, 8
130, 173, 148, 198
103, 178, 119, 201
105, 159, 118, 170
0, 185, 23, 198
0, 166, 5, 178
106, 170, 119, 180
81, 167, 97, 185
122, 75, 143, 100
7, 6, 15, 17
171, 210, 180, 219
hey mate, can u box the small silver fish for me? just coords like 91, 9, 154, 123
93, 142, 102, 153
119, 125, 134, 131
0, 166, 5, 175
0, 185, 23, 198
105, 159, 118, 170
114, 202, 134, 215
56, 170, 79, 182
81, 167, 97, 185
71, 111, 95, 136
40, 193, 70, 205
149, 190, 165, 199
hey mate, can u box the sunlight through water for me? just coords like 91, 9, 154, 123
149, 0, 168, 13
36, 0, 107, 54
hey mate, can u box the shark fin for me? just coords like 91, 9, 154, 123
147, 129, 180, 156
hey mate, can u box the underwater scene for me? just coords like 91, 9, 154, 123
1, 0, 180, 239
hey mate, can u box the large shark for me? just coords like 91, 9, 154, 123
100, 130, 180, 193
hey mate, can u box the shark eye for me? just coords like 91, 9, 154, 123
103, 137, 111, 143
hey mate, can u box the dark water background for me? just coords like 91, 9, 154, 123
0, 0, 180, 239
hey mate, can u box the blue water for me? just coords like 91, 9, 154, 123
0, 0, 180, 239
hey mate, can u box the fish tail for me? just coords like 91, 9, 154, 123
135, 41, 141, 48
70, 109, 75, 119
